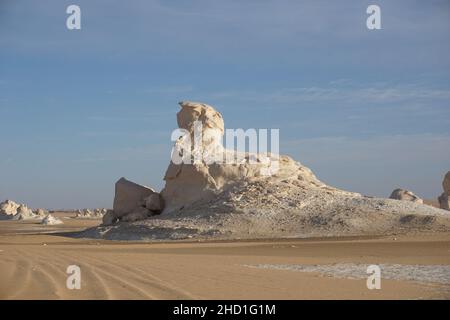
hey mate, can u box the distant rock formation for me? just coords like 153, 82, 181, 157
389, 188, 423, 204
438, 171, 450, 211
41, 214, 63, 225
0, 200, 38, 220
75, 208, 107, 218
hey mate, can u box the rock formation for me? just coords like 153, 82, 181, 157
75, 208, 107, 218
438, 171, 450, 211
41, 214, 63, 225
389, 189, 423, 204
80, 101, 450, 240
0, 200, 38, 220
160, 101, 327, 213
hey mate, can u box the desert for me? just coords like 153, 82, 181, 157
1, 101, 449, 300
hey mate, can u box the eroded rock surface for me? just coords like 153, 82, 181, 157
389, 189, 423, 204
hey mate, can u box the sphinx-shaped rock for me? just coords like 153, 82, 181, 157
389, 188, 423, 204
160, 101, 327, 213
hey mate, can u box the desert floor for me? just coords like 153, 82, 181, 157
0, 212, 449, 299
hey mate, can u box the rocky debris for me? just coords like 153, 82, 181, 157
438, 193, 450, 211
78, 101, 450, 240
75, 208, 107, 218
0, 200, 38, 220
41, 214, 63, 225
389, 189, 423, 204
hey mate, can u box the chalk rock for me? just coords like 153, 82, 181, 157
113, 177, 156, 218
144, 194, 164, 213
161, 101, 327, 213
438, 192, 450, 211
0, 200, 20, 216
389, 189, 423, 204
41, 214, 63, 225
443, 171, 450, 195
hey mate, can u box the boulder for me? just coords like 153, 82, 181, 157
41, 214, 63, 225
438, 192, 450, 210
443, 171, 450, 195
389, 188, 423, 204
113, 177, 156, 218
144, 193, 164, 214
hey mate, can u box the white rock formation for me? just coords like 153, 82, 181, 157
161, 101, 329, 213
75, 208, 108, 218
41, 214, 63, 225
79, 101, 450, 240
0, 200, 38, 220
389, 189, 423, 204
0, 200, 20, 216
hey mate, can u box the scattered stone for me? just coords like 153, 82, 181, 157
389, 189, 423, 204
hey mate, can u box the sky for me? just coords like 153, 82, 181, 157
0, 0, 449, 209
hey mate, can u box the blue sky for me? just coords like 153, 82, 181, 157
0, 0, 449, 209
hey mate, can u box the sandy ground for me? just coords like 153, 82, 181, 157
0, 212, 449, 300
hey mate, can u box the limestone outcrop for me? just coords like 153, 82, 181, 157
389, 189, 423, 204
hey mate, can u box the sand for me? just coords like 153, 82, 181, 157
0, 212, 449, 299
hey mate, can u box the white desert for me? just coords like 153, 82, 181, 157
0, 101, 449, 300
